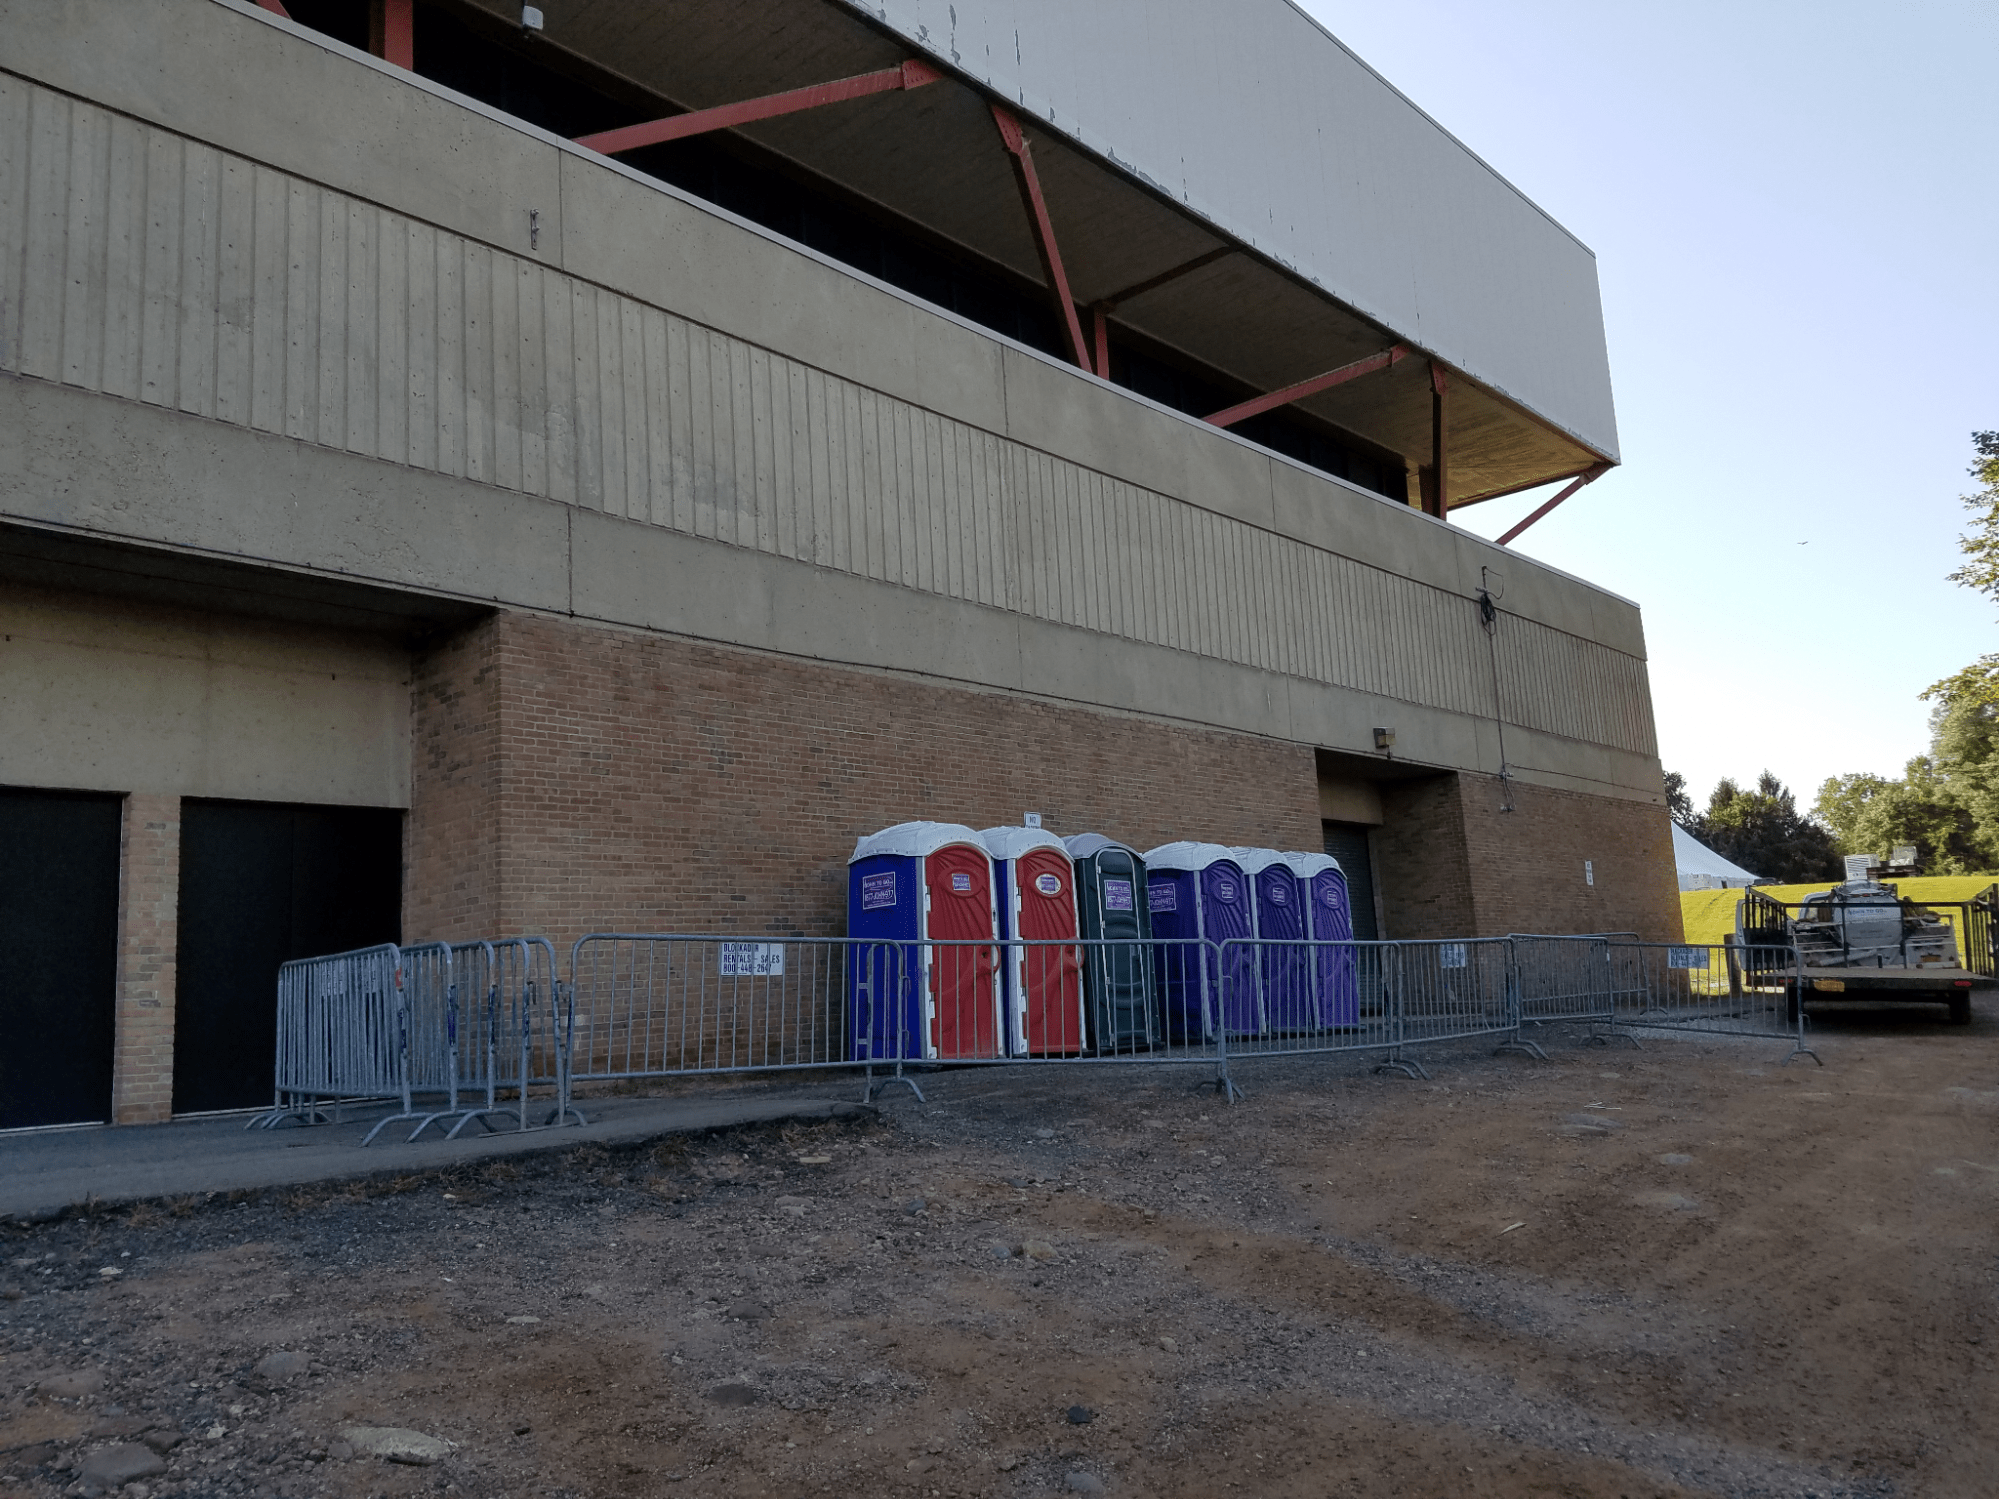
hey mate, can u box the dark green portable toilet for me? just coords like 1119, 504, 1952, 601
1063, 834, 1158, 1051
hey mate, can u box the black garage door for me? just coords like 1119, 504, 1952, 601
173, 799, 403, 1115
1322, 820, 1380, 942
0, 788, 122, 1130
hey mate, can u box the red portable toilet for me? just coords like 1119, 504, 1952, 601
848, 822, 1002, 1060
980, 826, 1085, 1055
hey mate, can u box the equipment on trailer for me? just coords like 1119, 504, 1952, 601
1736, 879, 1997, 1025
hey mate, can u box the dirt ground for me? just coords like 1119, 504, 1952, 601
4, 1008, 1998, 1499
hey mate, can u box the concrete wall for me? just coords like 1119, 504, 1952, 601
0, 16, 1664, 806
0, 584, 411, 806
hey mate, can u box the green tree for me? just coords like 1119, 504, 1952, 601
1945, 430, 1999, 601
1664, 770, 1694, 826
1812, 433, 1999, 875
1701, 771, 1842, 883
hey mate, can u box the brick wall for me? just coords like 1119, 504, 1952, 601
1374, 775, 1478, 937
1461, 774, 1683, 942
1370, 769, 1680, 942
112, 792, 179, 1124
406, 618, 503, 947
405, 609, 1682, 951
407, 611, 1324, 950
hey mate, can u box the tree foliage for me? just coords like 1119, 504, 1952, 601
1945, 430, 1999, 603
1669, 769, 1842, 883
1810, 431, 1999, 875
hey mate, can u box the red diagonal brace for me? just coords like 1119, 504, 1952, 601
576, 59, 943, 156
254, 0, 293, 17
1204, 345, 1408, 429
1496, 463, 1611, 545
370, 0, 412, 69
991, 105, 1090, 371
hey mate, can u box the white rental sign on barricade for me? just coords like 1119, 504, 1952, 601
718, 942, 785, 977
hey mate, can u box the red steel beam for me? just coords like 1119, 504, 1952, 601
1090, 246, 1232, 377
1098, 246, 1233, 312
1203, 345, 1408, 429
254, 0, 293, 17
575, 60, 943, 157
991, 105, 1090, 371
1496, 463, 1611, 545
370, 0, 413, 69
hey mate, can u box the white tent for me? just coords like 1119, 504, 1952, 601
1672, 823, 1766, 891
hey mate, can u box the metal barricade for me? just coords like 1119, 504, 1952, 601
1201, 938, 1393, 1062
1510, 933, 1644, 1036
1594, 940, 1819, 1065
250, 944, 403, 1129
1383, 938, 1524, 1077
569, 934, 883, 1090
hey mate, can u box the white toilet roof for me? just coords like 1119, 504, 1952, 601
850, 821, 986, 863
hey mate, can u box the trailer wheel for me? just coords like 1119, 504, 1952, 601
1949, 992, 1972, 1026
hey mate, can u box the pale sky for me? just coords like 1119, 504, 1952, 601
1295, 0, 1998, 810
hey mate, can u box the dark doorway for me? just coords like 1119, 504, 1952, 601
173, 800, 403, 1114
0, 787, 122, 1129
1322, 821, 1380, 941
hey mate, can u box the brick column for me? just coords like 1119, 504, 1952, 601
113, 793, 180, 1124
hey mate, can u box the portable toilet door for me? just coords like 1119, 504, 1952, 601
1233, 849, 1311, 1031
847, 822, 1002, 1061
1143, 843, 1260, 1039
1288, 852, 1359, 1027
1063, 833, 1157, 1051
981, 827, 1084, 1056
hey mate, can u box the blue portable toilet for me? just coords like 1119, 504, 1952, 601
1142, 843, 1260, 1038
847, 822, 1003, 1063
1287, 852, 1360, 1027
1231, 849, 1313, 1031
1064, 833, 1157, 1052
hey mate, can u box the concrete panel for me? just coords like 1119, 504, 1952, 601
554, 154, 1011, 439
1318, 779, 1384, 826
1268, 454, 1459, 594
0, 584, 408, 805
0, 379, 572, 612
0, 0, 560, 266
999, 347, 1277, 531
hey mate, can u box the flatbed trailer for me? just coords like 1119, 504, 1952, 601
1736, 882, 1998, 1025
1786, 966, 1992, 1024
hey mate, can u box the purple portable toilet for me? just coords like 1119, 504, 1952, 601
1142, 843, 1260, 1039
1231, 849, 1311, 1031
1287, 851, 1359, 1027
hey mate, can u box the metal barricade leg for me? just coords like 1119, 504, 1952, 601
1492, 944, 1548, 1060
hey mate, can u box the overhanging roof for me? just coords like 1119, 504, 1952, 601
459, 0, 1618, 505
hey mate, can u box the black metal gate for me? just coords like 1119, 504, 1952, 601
173, 799, 403, 1114
0, 787, 121, 1129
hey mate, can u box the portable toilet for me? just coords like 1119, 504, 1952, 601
1287, 851, 1360, 1027
979, 826, 1085, 1056
1063, 833, 1157, 1052
847, 822, 1002, 1062
1231, 848, 1313, 1031
1142, 843, 1260, 1038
